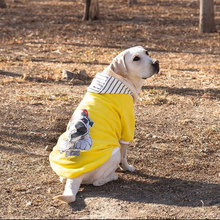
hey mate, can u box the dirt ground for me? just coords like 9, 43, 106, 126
0, 0, 220, 219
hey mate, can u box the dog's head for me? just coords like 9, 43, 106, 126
109, 46, 159, 81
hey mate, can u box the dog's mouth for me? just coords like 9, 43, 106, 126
141, 72, 155, 79
141, 67, 160, 79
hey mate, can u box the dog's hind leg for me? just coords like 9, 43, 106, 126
59, 176, 67, 185
93, 172, 118, 186
54, 177, 82, 203
92, 147, 120, 186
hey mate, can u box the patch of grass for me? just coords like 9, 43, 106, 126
17, 93, 77, 103
139, 89, 170, 105
0, 56, 8, 62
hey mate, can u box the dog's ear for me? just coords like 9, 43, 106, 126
109, 51, 127, 77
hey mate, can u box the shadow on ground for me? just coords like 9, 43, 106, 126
0, 70, 92, 85
143, 85, 220, 100
69, 169, 220, 211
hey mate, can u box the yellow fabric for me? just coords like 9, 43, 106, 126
49, 92, 135, 178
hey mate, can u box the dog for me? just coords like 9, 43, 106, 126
49, 46, 159, 203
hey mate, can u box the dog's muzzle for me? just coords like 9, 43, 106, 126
141, 60, 160, 79
152, 60, 159, 74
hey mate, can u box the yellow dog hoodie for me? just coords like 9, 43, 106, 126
49, 71, 135, 179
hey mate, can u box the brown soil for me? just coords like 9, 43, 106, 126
0, 0, 220, 219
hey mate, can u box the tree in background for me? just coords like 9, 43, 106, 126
128, 0, 137, 7
0, 0, 7, 8
199, 0, 216, 33
82, 0, 99, 21
82, 0, 137, 21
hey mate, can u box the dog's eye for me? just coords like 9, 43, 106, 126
145, 51, 149, 56
133, 56, 140, 61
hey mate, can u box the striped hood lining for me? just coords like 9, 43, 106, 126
87, 72, 133, 97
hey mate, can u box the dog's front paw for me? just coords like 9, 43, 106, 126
121, 164, 135, 172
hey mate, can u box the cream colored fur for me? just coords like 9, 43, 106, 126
53, 46, 159, 203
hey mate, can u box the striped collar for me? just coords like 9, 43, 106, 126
87, 72, 133, 97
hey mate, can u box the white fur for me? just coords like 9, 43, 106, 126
54, 46, 159, 203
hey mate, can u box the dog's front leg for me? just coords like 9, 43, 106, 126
120, 141, 135, 172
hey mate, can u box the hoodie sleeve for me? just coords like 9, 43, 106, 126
120, 95, 135, 142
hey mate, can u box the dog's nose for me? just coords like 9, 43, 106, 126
152, 60, 159, 73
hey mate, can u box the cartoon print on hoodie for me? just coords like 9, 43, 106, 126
59, 109, 94, 157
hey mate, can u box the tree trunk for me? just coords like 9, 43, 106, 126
0, 0, 7, 8
82, 0, 99, 21
199, 0, 216, 33
128, 0, 137, 7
